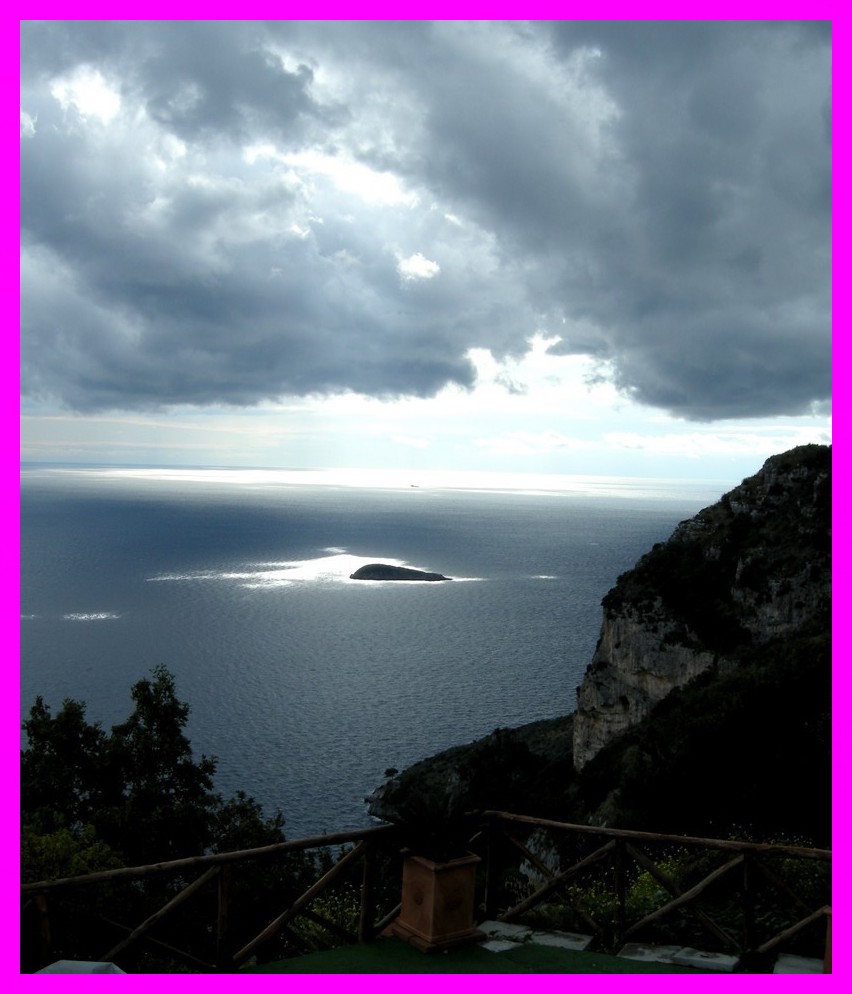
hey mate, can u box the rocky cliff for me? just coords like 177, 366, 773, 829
572, 444, 831, 771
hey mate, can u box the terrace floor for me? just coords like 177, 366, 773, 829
242, 940, 713, 974
36, 926, 826, 975
242, 921, 739, 975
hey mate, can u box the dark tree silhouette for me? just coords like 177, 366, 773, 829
21, 665, 285, 872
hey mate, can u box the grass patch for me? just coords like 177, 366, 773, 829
241, 937, 719, 974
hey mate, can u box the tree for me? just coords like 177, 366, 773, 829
20, 668, 322, 970
21, 695, 109, 834
21, 666, 285, 869
104, 665, 219, 863
212, 790, 286, 853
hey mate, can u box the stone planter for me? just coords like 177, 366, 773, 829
388, 852, 485, 953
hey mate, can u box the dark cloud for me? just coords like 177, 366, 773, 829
136, 22, 323, 144
541, 20, 832, 418
20, 21, 831, 420
21, 21, 327, 143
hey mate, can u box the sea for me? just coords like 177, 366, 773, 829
19, 465, 733, 839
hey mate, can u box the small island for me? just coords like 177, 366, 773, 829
349, 563, 452, 582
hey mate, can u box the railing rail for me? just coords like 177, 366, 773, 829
21, 823, 403, 972
480, 811, 831, 970
20, 823, 399, 893
21, 811, 831, 972
481, 811, 832, 859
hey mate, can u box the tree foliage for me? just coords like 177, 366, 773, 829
601, 443, 831, 653
20, 668, 368, 971
21, 665, 285, 874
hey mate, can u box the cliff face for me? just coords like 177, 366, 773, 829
573, 444, 831, 771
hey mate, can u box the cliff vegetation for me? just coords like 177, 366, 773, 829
369, 445, 831, 848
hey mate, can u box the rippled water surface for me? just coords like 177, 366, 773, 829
20, 466, 726, 836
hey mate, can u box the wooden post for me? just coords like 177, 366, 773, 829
358, 839, 375, 943
34, 893, 51, 965
824, 907, 831, 973
613, 839, 626, 950
216, 865, 231, 967
482, 818, 496, 921
741, 853, 755, 953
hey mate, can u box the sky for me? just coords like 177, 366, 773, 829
19, 19, 832, 483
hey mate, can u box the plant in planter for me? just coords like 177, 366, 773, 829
366, 729, 548, 951
371, 768, 486, 952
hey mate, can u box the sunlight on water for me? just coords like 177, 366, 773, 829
21, 463, 722, 835
148, 552, 474, 588
62, 612, 121, 621
30, 464, 730, 503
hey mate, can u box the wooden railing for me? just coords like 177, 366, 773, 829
479, 812, 831, 971
20, 812, 831, 973
21, 823, 404, 972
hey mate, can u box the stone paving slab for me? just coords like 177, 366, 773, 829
479, 920, 594, 954
480, 926, 737, 971
478, 920, 535, 941
773, 954, 824, 974
618, 944, 682, 963
618, 942, 737, 972
671, 947, 738, 972
481, 940, 523, 953
36, 961, 126, 974
529, 930, 594, 951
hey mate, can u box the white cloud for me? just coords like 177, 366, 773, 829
267, 148, 419, 207
20, 108, 36, 138
397, 252, 441, 281
20, 21, 831, 479
49, 65, 121, 124
473, 430, 591, 457
603, 426, 832, 460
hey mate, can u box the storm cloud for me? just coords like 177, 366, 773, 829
20, 20, 831, 420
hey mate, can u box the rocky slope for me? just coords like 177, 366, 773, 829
366, 445, 831, 843
573, 444, 831, 770
367, 716, 575, 829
